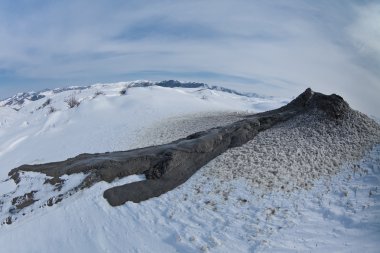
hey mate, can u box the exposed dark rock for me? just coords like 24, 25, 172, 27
29, 94, 45, 101
155, 80, 263, 98
46, 194, 64, 207
10, 172, 20, 184
0, 86, 88, 108
44, 177, 64, 186
37, 98, 52, 110
11, 191, 37, 210
8, 88, 351, 206
44, 177, 65, 191
156, 80, 207, 89
120, 89, 127, 95
209, 85, 262, 98
5, 216, 12, 225
2, 92, 45, 107
46, 198, 54, 207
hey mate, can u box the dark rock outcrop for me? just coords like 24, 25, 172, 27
11, 191, 37, 210
8, 88, 350, 206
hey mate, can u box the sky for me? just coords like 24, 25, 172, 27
0, 0, 379, 116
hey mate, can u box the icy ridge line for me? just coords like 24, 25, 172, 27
0, 80, 263, 107
7, 88, 351, 206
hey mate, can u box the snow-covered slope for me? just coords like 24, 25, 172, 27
0, 81, 379, 253
0, 80, 266, 110
0, 81, 284, 180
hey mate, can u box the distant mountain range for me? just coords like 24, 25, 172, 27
0, 80, 265, 108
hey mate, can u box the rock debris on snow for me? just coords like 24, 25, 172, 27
202, 108, 380, 193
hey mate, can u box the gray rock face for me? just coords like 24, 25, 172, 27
8, 88, 350, 206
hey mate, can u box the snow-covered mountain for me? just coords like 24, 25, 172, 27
0, 80, 265, 109
0, 81, 379, 253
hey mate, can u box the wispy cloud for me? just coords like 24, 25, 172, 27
0, 0, 379, 116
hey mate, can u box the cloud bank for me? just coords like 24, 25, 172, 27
0, 0, 379, 116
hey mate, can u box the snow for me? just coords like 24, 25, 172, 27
262, 146, 380, 252
0, 83, 281, 180
0, 81, 379, 252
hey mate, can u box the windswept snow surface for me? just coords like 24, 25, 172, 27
0, 82, 379, 252
0, 82, 282, 180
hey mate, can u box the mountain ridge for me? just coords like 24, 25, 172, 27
0, 80, 265, 108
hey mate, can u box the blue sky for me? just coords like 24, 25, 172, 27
0, 0, 379, 116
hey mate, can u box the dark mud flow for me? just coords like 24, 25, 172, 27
9, 88, 349, 206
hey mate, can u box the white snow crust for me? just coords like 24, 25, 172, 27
0, 82, 379, 253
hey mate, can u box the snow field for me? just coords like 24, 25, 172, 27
0, 82, 379, 252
